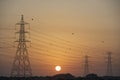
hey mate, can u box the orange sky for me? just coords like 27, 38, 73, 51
0, 0, 120, 76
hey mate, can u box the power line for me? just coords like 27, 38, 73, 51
30, 48, 83, 62
31, 28, 107, 53
31, 29, 104, 57
30, 34, 102, 55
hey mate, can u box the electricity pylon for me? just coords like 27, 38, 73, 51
106, 52, 112, 76
11, 15, 32, 77
84, 55, 89, 76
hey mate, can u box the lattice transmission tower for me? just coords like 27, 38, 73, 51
106, 52, 112, 76
84, 55, 89, 76
11, 15, 32, 77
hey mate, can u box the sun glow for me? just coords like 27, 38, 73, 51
55, 66, 61, 71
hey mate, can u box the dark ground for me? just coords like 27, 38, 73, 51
0, 73, 120, 80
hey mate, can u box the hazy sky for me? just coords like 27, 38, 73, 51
0, 0, 120, 76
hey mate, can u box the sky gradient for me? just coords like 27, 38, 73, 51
0, 0, 120, 76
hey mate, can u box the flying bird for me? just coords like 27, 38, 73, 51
72, 33, 74, 35
101, 41, 104, 43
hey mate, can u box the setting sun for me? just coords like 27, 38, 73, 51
55, 66, 61, 71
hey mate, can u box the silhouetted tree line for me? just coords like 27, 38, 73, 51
0, 73, 120, 80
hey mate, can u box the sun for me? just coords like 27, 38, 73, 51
55, 66, 61, 71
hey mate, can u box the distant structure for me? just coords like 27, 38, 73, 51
106, 52, 112, 76
11, 15, 32, 77
84, 55, 89, 76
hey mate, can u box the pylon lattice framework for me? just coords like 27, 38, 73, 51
11, 15, 32, 77
106, 52, 112, 76
84, 55, 89, 76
